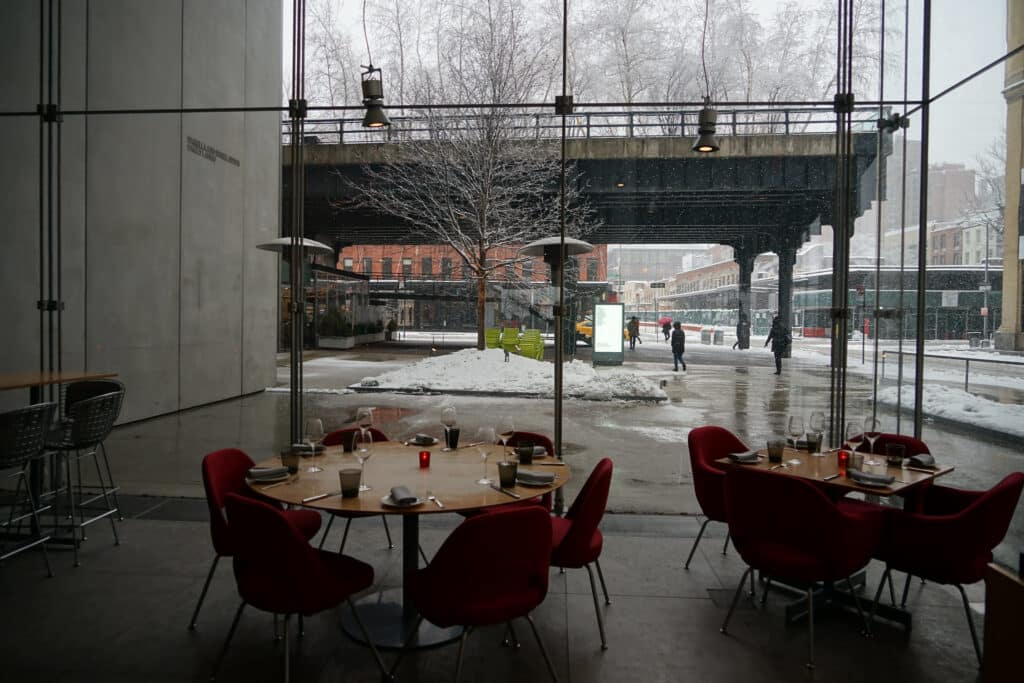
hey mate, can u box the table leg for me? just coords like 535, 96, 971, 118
340, 513, 462, 650
776, 571, 912, 630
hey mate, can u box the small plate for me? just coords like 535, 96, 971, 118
380, 495, 424, 508
406, 436, 439, 446
248, 472, 290, 484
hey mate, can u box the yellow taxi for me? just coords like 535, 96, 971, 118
574, 316, 630, 346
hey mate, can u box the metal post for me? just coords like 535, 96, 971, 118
983, 223, 990, 341
913, 0, 932, 439
964, 359, 969, 392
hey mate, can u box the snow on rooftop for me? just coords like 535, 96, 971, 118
358, 348, 667, 401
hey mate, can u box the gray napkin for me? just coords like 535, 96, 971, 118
848, 470, 895, 487
390, 485, 417, 505
728, 450, 759, 464
532, 445, 547, 456
248, 466, 289, 480
907, 453, 936, 468
516, 471, 555, 486
410, 434, 435, 445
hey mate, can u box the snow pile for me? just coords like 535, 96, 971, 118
358, 348, 666, 401
877, 384, 1024, 439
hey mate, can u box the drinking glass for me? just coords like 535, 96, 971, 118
807, 411, 826, 456
863, 417, 882, 465
476, 427, 495, 485
354, 429, 373, 492
496, 418, 515, 461
304, 418, 325, 473
787, 415, 804, 446
356, 406, 374, 431
441, 406, 457, 451
844, 421, 861, 455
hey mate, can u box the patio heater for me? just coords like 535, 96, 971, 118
521, 236, 593, 513
257, 237, 333, 443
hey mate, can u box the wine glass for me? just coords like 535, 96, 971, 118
441, 406, 457, 451
304, 418, 324, 473
787, 415, 804, 448
496, 417, 515, 462
354, 429, 373, 492
356, 406, 374, 432
476, 427, 495, 485
844, 421, 861, 455
863, 417, 882, 465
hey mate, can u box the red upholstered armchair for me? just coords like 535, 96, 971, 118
211, 493, 387, 682
319, 426, 396, 553
685, 426, 748, 569
870, 472, 1024, 666
848, 432, 930, 457
388, 506, 558, 682
721, 467, 885, 670
550, 457, 613, 650
190, 448, 322, 631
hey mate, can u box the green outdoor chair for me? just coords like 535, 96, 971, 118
501, 328, 520, 359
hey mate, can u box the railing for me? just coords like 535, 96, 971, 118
881, 350, 1024, 393
282, 106, 883, 146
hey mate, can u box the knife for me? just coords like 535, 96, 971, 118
301, 491, 341, 503
490, 484, 521, 499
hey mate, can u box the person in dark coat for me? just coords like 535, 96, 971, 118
732, 312, 749, 350
670, 321, 686, 371
627, 316, 641, 350
661, 320, 672, 341
764, 315, 791, 374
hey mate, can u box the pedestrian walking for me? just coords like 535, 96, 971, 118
661, 320, 672, 341
670, 321, 687, 371
627, 316, 641, 350
764, 315, 791, 374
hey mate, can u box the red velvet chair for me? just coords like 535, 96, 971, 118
685, 426, 748, 569
319, 427, 395, 552
721, 467, 885, 670
870, 472, 1024, 666
211, 493, 387, 682
389, 506, 558, 682
189, 448, 322, 630
848, 432, 930, 457
550, 457, 613, 650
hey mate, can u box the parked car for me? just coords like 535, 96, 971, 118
575, 316, 629, 346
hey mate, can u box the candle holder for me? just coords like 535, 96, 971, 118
419, 450, 431, 468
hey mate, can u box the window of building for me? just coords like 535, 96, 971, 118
586, 258, 598, 281
441, 257, 452, 278
522, 260, 533, 280
362, 257, 373, 275
381, 257, 392, 277
343, 258, 353, 270
504, 261, 515, 279
402, 257, 412, 278
421, 257, 432, 276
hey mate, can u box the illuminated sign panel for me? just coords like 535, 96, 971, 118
592, 302, 624, 365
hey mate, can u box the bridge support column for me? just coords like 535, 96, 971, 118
734, 248, 756, 349
775, 244, 797, 358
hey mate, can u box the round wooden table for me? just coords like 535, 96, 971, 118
251, 440, 569, 648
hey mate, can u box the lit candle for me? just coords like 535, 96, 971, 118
419, 450, 430, 468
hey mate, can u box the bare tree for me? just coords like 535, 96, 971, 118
341, 0, 597, 349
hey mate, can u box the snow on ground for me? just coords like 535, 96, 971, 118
877, 384, 1024, 439
358, 348, 667, 401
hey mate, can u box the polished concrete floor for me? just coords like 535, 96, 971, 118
0, 500, 985, 682
2, 339, 1015, 681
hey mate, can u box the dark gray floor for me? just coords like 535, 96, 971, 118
1, 499, 984, 682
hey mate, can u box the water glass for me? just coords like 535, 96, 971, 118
498, 461, 518, 488
339, 468, 361, 498
885, 443, 906, 467
767, 436, 786, 463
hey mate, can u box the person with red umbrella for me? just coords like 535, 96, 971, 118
659, 316, 672, 341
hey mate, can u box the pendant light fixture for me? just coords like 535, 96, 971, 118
360, 0, 390, 128
693, 0, 719, 153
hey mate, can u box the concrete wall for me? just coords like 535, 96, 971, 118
0, 0, 281, 421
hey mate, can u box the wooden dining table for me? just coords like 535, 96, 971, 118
251, 439, 569, 649
716, 445, 955, 629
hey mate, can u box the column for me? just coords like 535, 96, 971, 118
997, 0, 1024, 350
776, 244, 797, 358
734, 246, 756, 349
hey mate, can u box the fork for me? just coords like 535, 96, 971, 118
427, 490, 444, 508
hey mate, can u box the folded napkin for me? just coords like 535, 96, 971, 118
786, 438, 809, 449
248, 466, 289, 480
516, 471, 556, 486
907, 453, 936, 468
389, 485, 417, 505
728, 450, 760, 464
531, 445, 547, 456
848, 470, 895, 487
409, 434, 435, 445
